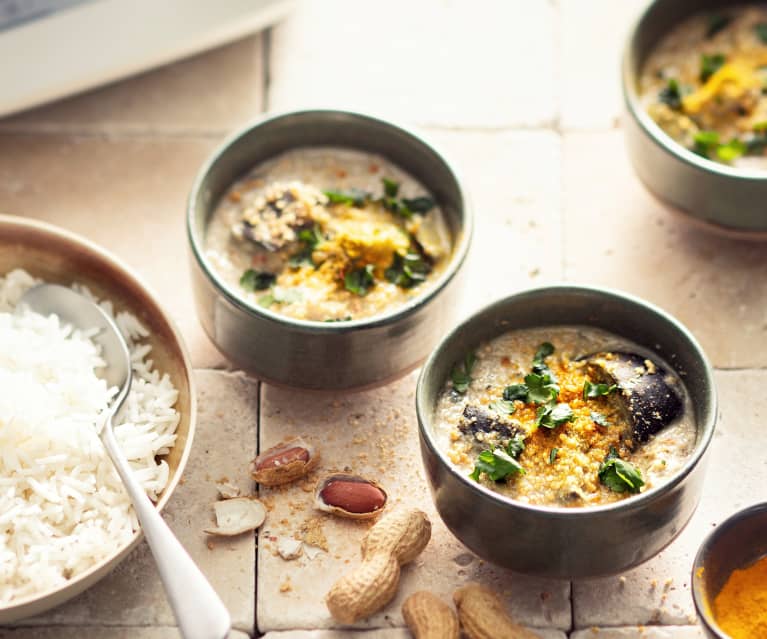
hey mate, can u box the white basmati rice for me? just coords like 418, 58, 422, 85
0, 269, 180, 602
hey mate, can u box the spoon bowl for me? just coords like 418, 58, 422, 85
20, 283, 230, 639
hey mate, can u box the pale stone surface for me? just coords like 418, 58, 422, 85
269, 0, 556, 128
558, 0, 648, 129
563, 131, 767, 369
0, 630, 249, 639
0, 133, 226, 369
16, 371, 258, 633
571, 627, 705, 639
262, 629, 566, 638
572, 370, 765, 627
422, 129, 563, 316
256, 374, 571, 632
0, 36, 264, 135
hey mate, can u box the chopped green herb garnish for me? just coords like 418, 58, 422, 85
598, 447, 644, 494
700, 53, 726, 82
382, 177, 400, 198
755, 22, 767, 43
536, 402, 573, 429
344, 264, 375, 296
451, 352, 477, 394
754, 121, 767, 132
506, 436, 525, 459
658, 78, 682, 110
324, 316, 352, 323
706, 14, 731, 39
401, 196, 435, 214
469, 447, 525, 482
549, 448, 559, 464
385, 252, 431, 289
289, 225, 324, 266
324, 188, 370, 207
590, 411, 609, 427
240, 269, 276, 292
488, 399, 516, 415
532, 342, 555, 375
503, 384, 529, 402
524, 372, 559, 404
257, 288, 302, 308
583, 380, 618, 399
693, 130, 721, 158
382, 196, 413, 219
716, 139, 747, 162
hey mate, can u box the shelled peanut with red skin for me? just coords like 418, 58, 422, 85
250, 436, 319, 486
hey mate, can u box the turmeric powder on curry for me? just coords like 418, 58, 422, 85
713, 555, 767, 638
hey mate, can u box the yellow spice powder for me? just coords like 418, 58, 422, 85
713, 555, 767, 639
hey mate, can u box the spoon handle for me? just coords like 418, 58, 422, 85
102, 420, 231, 639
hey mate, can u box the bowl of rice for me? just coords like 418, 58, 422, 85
0, 214, 195, 622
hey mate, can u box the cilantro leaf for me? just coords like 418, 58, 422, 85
537, 402, 574, 429
700, 53, 725, 82
240, 269, 276, 292
706, 14, 731, 38
531, 341, 556, 377
489, 399, 516, 416
470, 448, 525, 482
382, 196, 413, 219
382, 177, 399, 198
693, 130, 721, 158
659, 79, 681, 103
344, 264, 375, 296
598, 448, 645, 493
289, 225, 324, 266
451, 351, 477, 394
401, 196, 435, 214
503, 384, 529, 402
583, 380, 618, 399
324, 315, 352, 323
324, 188, 370, 206
258, 288, 302, 308
506, 436, 525, 458
525, 372, 559, 404
716, 139, 747, 162
549, 448, 559, 464
658, 78, 682, 110
756, 22, 767, 44
590, 411, 609, 427
385, 252, 431, 289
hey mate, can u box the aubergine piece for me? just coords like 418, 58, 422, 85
459, 406, 519, 441
584, 352, 683, 443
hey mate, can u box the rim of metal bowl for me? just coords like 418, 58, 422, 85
691, 501, 767, 639
186, 108, 474, 334
0, 214, 197, 614
621, 1, 767, 183
416, 283, 718, 520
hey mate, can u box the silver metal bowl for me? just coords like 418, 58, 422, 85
416, 285, 717, 579
622, 0, 767, 234
187, 109, 472, 390
692, 502, 767, 639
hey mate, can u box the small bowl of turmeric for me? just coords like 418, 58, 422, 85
692, 502, 767, 639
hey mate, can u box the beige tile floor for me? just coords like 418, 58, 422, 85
1, 1, 766, 637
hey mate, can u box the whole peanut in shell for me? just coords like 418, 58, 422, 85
325, 508, 431, 623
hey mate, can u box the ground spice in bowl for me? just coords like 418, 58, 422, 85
712, 555, 767, 638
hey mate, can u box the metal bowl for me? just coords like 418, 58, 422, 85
622, 0, 767, 234
416, 285, 717, 579
187, 109, 471, 390
692, 502, 767, 638
0, 214, 196, 622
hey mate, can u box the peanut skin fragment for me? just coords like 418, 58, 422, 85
402, 591, 459, 639
454, 583, 542, 639
325, 508, 431, 623
250, 436, 319, 486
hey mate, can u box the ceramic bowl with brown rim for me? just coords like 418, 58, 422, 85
0, 214, 196, 622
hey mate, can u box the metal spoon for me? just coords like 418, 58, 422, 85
21, 284, 230, 639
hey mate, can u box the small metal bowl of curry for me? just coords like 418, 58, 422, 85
187, 109, 472, 389
623, 0, 767, 233
692, 502, 767, 639
416, 285, 717, 578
